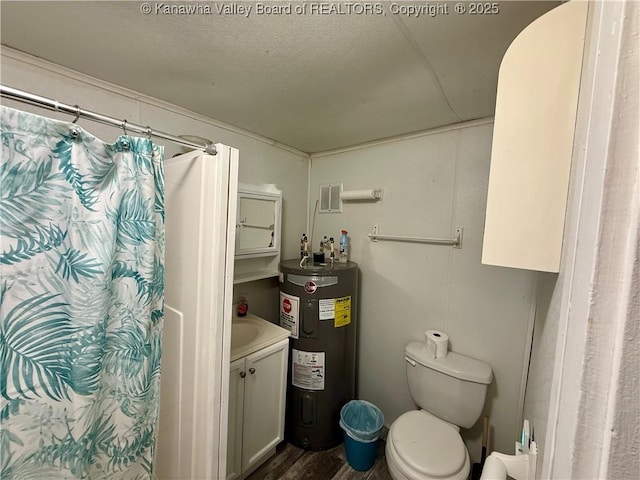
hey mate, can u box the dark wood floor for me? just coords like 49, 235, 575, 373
246, 439, 392, 480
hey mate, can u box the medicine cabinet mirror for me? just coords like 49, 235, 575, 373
234, 183, 282, 284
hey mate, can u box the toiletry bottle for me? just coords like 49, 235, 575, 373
238, 294, 248, 317
303, 235, 309, 258
339, 230, 349, 263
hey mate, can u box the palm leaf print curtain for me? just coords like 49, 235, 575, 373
0, 106, 165, 479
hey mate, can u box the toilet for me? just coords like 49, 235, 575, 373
386, 341, 493, 480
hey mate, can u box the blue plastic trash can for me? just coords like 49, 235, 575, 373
343, 428, 379, 471
339, 400, 384, 471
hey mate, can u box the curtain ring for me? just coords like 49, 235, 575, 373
146, 126, 152, 140
122, 119, 128, 136
72, 105, 81, 123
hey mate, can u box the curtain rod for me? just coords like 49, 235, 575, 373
0, 85, 217, 155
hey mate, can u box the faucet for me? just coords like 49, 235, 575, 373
299, 234, 310, 267
319, 236, 328, 255
300, 234, 309, 258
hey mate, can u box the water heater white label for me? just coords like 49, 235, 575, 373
318, 298, 335, 320
292, 349, 325, 390
279, 292, 299, 339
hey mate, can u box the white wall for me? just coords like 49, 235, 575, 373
0, 47, 309, 321
309, 120, 537, 459
521, 271, 559, 468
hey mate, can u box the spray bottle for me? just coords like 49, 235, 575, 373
339, 230, 349, 263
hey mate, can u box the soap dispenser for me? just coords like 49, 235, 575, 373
237, 294, 248, 317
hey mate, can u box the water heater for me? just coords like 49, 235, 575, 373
279, 259, 358, 450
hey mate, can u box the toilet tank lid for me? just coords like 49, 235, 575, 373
405, 341, 493, 384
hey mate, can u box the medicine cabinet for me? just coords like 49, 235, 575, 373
234, 183, 282, 284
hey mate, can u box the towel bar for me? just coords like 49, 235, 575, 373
368, 225, 463, 249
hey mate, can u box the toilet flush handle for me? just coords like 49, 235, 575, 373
404, 356, 416, 367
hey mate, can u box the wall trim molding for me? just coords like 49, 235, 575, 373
1, 47, 492, 160
0, 46, 309, 158
311, 117, 494, 158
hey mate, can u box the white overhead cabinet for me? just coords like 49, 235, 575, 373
234, 183, 282, 284
226, 338, 289, 480
482, 1, 588, 272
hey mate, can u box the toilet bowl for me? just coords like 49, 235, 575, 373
386, 410, 469, 480
385, 340, 492, 480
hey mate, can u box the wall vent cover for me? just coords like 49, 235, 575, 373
319, 183, 342, 213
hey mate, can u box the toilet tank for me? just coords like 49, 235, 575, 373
405, 341, 493, 428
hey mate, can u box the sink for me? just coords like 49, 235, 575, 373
230, 313, 290, 361
231, 321, 263, 351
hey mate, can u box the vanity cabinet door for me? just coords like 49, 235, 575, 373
226, 358, 245, 480
241, 339, 289, 472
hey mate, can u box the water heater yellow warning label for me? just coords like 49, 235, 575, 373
334, 296, 351, 327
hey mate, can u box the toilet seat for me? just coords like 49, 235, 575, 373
387, 410, 469, 480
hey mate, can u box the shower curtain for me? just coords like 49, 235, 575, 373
0, 106, 165, 479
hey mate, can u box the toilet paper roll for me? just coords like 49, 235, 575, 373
425, 330, 449, 359
339, 189, 382, 201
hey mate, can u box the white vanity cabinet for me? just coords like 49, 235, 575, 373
226, 337, 289, 480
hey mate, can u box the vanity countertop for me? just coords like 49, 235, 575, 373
230, 312, 290, 362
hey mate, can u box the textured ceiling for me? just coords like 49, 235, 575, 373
0, 1, 559, 153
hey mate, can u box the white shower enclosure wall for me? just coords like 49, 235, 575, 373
156, 147, 239, 479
